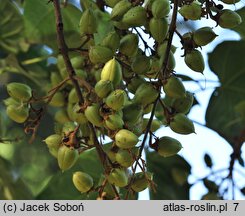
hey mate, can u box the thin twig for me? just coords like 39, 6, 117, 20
161, 0, 179, 79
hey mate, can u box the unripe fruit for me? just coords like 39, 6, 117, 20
6, 105, 29, 123
119, 33, 138, 57
71, 56, 85, 69
218, 9, 242, 29
57, 146, 79, 171
123, 103, 143, 124
107, 168, 128, 187
62, 122, 77, 135
149, 18, 168, 43
54, 109, 70, 124
163, 76, 186, 99
131, 172, 153, 192
127, 76, 146, 94
73, 171, 93, 193
105, 0, 121, 7
72, 103, 88, 124
133, 83, 159, 106
193, 27, 217, 46
142, 118, 161, 132
151, 0, 170, 18
95, 80, 114, 98
131, 55, 151, 75
79, 9, 97, 34
170, 113, 195, 134
105, 89, 126, 111
89, 46, 113, 64
44, 134, 62, 148
49, 92, 65, 107
221, 0, 240, 4
3, 97, 19, 106
122, 6, 147, 27
68, 88, 79, 104
100, 58, 122, 87
105, 113, 124, 130
184, 50, 205, 73
84, 104, 103, 127
172, 91, 194, 114
156, 136, 182, 157
159, 50, 176, 70
115, 149, 134, 167
179, 1, 202, 20
115, 129, 138, 149
76, 69, 87, 80
7, 82, 32, 101
157, 41, 177, 56
111, 0, 132, 21
101, 31, 120, 52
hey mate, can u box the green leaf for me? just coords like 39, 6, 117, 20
233, 7, 245, 39
24, 0, 82, 50
37, 148, 103, 200
206, 41, 245, 145
0, 0, 24, 53
146, 152, 191, 200
0, 157, 33, 199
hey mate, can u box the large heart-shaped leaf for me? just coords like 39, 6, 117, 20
206, 41, 245, 145
0, 0, 24, 53
24, 0, 81, 50
146, 152, 191, 200
0, 157, 33, 200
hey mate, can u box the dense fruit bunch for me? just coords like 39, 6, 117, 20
4, 0, 242, 199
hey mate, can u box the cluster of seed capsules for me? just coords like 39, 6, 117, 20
4, 0, 242, 198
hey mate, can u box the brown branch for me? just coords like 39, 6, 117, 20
52, 0, 84, 104
160, 0, 179, 79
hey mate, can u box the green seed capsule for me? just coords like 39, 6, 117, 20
131, 55, 151, 75
131, 172, 153, 192
50, 72, 63, 87
100, 58, 122, 87
221, 0, 240, 4
122, 6, 147, 27
84, 103, 103, 127
79, 9, 97, 35
105, 0, 121, 7
163, 76, 186, 99
107, 168, 128, 187
156, 136, 182, 157
62, 121, 77, 135
6, 105, 29, 123
68, 88, 79, 104
115, 149, 134, 168
149, 18, 169, 43
95, 80, 114, 98
123, 103, 143, 124
7, 82, 32, 101
218, 9, 242, 29
73, 171, 94, 193
127, 76, 146, 94
44, 134, 62, 149
134, 83, 159, 106
49, 92, 65, 107
184, 50, 205, 73
115, 129, 138, 149
111, 0, 132, 21
105, 113, 124, 130
171, 91, 194, 114
89, 45, 113, 64
57, 146, 79, 171
151, 0, 170, 18
193, 27, 217, 46
179, 1, 202, 20
142, 118, 161, 132
170, 113, 195, 134
119, 33, 139, 57
72, 103, 88, 124
101, 31, 120, 53
3, 97, 20, 106
105, 89, 126, 111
